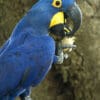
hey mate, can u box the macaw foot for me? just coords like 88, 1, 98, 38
57, 52, 69, 64
20, 95, 32, 100
20, 88, 32, 100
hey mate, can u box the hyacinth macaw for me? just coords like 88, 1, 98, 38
0, 0, 82, 100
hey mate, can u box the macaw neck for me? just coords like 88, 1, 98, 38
11, 13, 49, 37
11, 1, 57, 37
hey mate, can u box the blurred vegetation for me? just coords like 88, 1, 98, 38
0, 0, 100, 100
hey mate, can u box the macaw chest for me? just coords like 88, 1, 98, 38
28, 36, 55, 65
23, 36, 55, 86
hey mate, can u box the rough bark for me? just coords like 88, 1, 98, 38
0, 0, 100, 100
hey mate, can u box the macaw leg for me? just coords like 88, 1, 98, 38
53, 42, 65, 64
19, 88, 32, 100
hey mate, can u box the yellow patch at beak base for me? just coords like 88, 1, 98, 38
49, 12, 64, 28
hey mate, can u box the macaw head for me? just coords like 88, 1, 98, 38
28, 0, 82, 38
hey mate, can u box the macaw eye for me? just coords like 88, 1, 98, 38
52, 0, 62, 8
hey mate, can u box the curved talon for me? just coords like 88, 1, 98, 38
64, 53, 69, 59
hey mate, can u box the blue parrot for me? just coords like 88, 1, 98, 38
0, 0, 82, 100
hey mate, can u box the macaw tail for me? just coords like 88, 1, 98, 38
0, 96, 15, 100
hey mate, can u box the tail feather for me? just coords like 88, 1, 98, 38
0, 96, 15, 100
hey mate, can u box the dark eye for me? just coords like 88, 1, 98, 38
56, 1, 60, 6
52, 0, 62, 8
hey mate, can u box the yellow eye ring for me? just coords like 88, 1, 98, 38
52, 0, 62, 8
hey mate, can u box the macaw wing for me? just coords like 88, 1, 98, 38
0, 31, 53, 96
0, 31, 36, 96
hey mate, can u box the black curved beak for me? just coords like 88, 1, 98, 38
64, 3, 82, 36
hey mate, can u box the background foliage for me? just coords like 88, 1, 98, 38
0, 0, 100, 100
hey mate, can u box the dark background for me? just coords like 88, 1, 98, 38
0, 0, 100, 100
